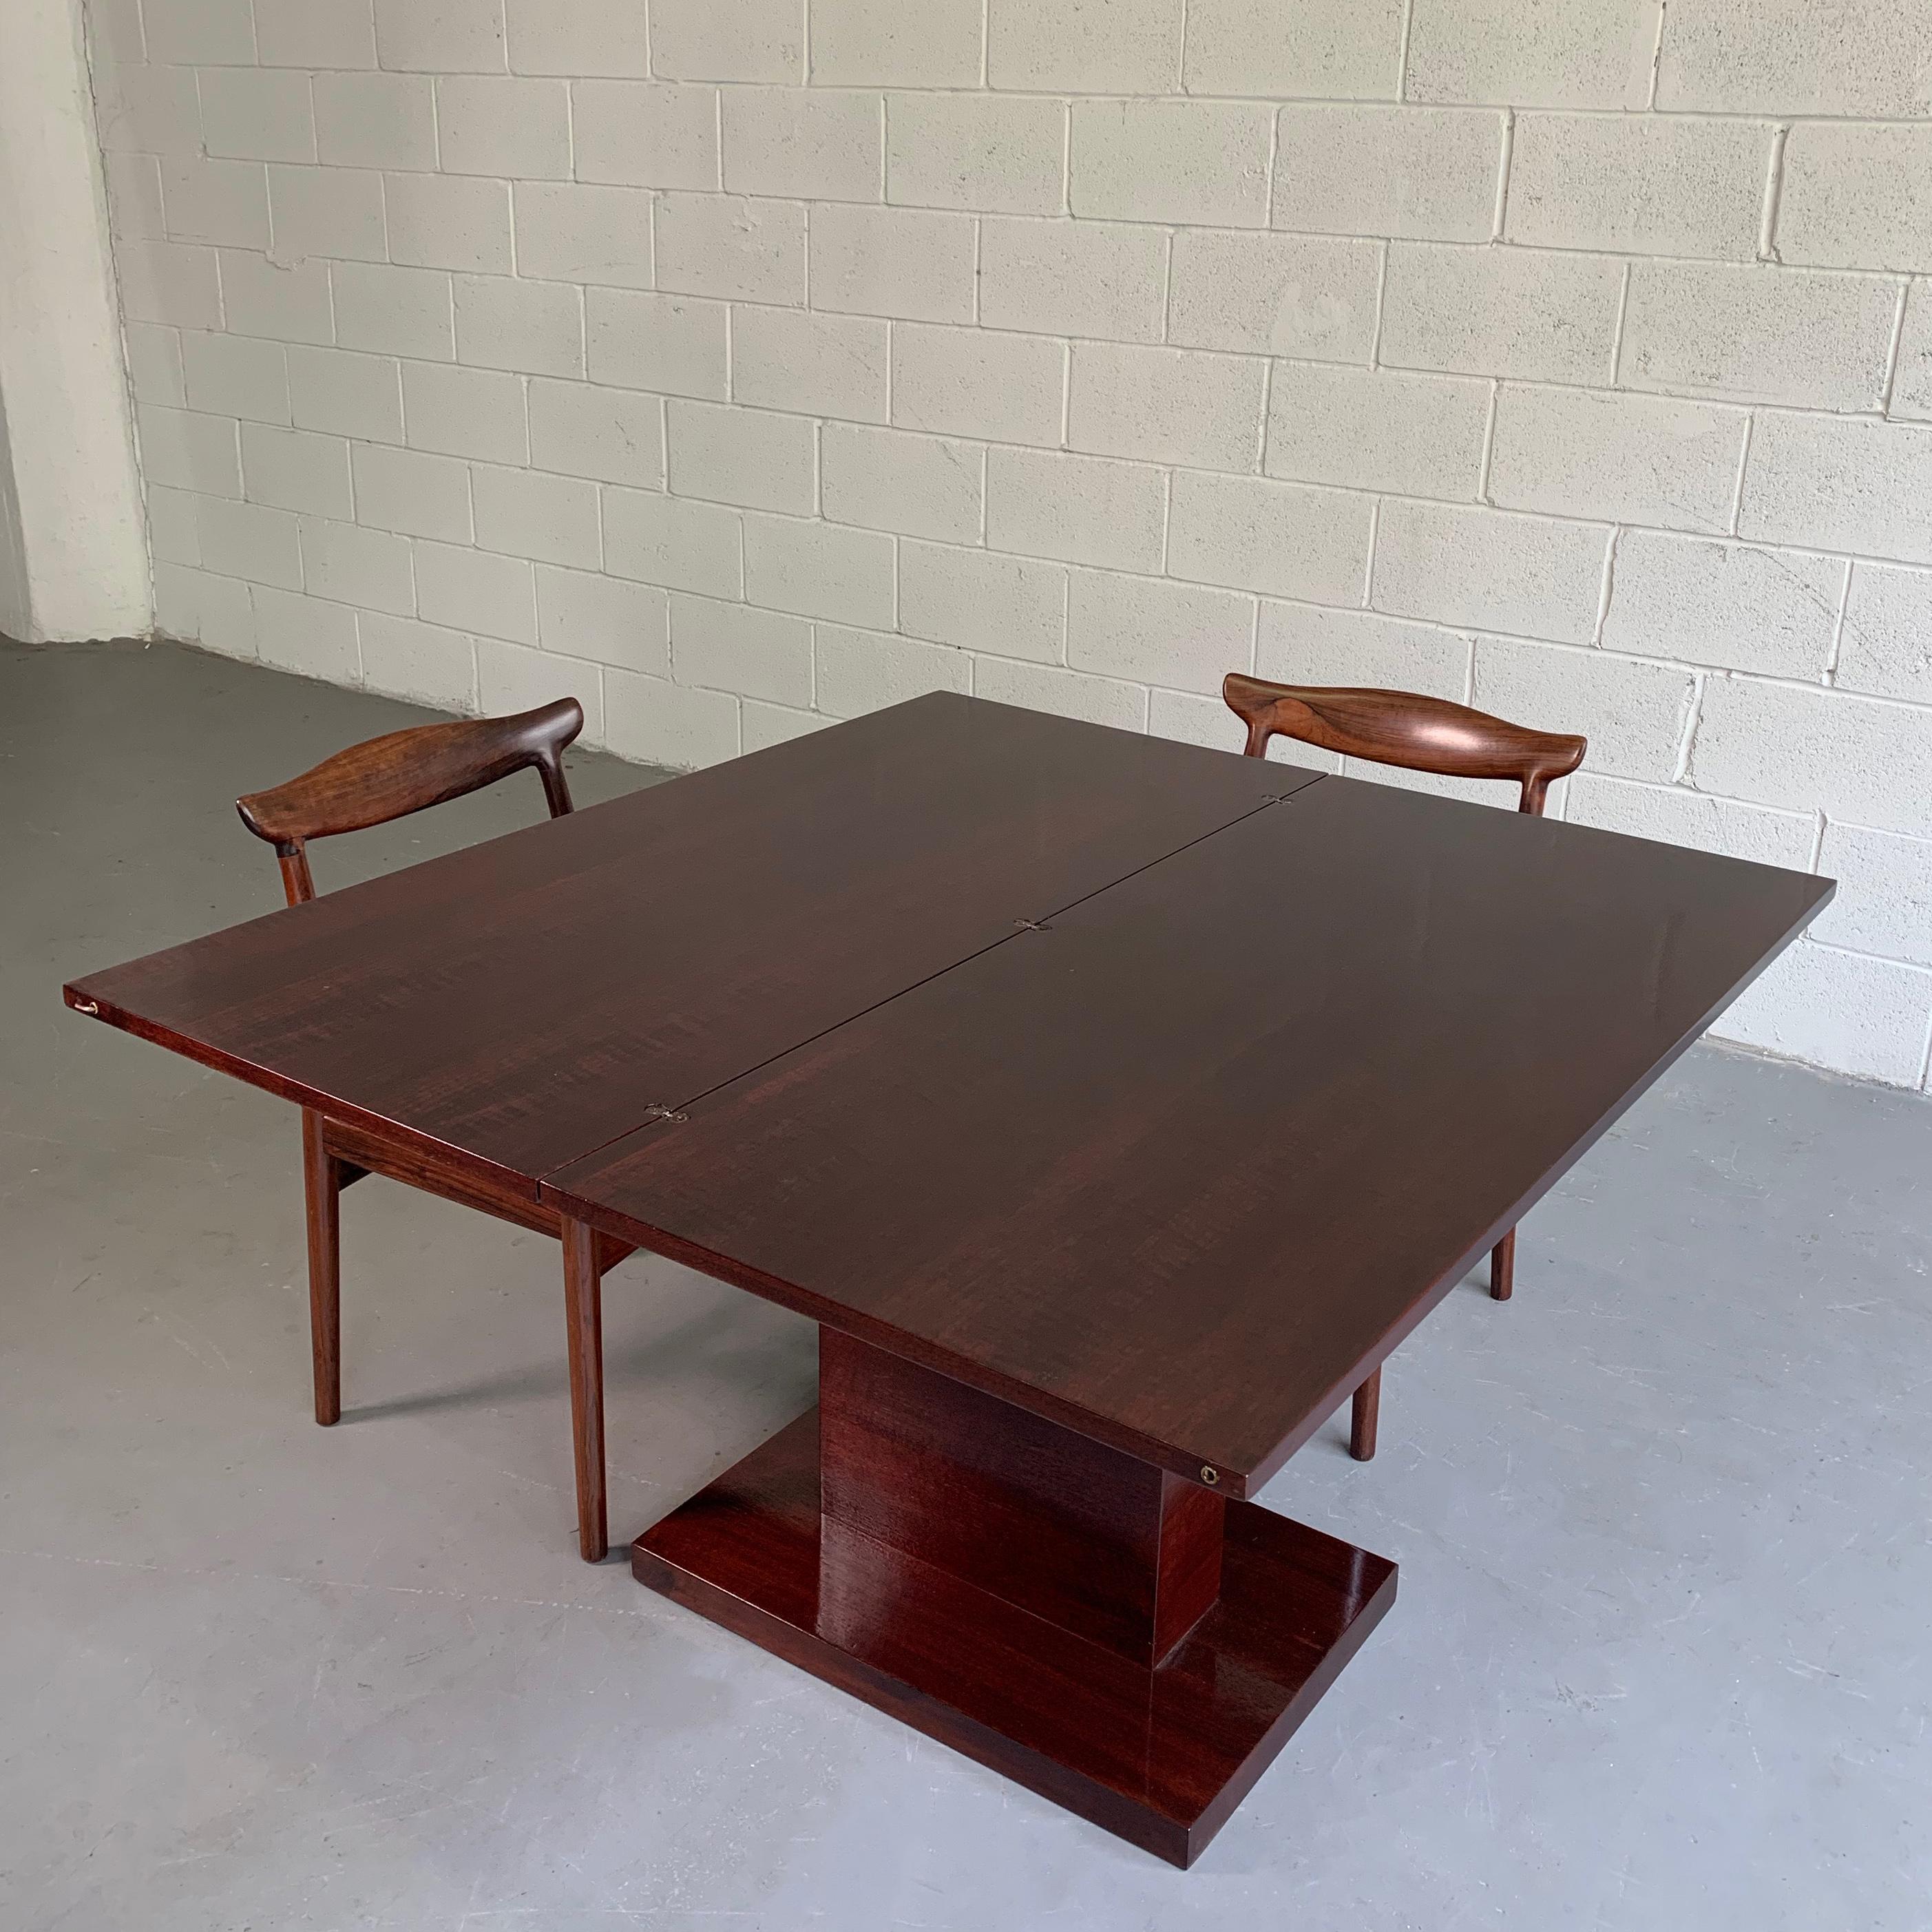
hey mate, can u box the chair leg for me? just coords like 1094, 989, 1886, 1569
301, 1109, 342, 1427
1350, 1367, 1380, 1462
1491, 1229, 1515, 1302
561, 1215, 608, 1563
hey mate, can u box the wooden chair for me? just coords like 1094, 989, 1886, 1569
1221, 673, 1588, 1461
237, 697, 628, 1562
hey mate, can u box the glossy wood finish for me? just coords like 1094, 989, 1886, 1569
1349, 1372, 1379, 1464
1228, 674, 1590, 1316
237, 698, 583, 905
1223, 673, 1586, 815
301, 1110, 342, 1427
635, 1337, 1398, 1867
549, 776, 1831, 1498
67, 697, 1317, 1198
561, 1216, 607, 1563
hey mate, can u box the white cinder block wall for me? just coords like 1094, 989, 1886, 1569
83, 0, 1932, 1090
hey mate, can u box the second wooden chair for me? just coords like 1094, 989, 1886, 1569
1221, 673, 1588, 1460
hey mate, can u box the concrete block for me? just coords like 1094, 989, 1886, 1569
315, 75, 437, 172
1257, 604, 1470, 700
1604, 532, 1845, 680
536, 565, 669, 674
655, 194, 806, 305
1266, 361, 1489, 500
1070, 101, 1272, 227
1506, 114, 1773, 259
251, 587, 363, 684
505, 0, 651, 76
161, 160, 270, 251
978, 218, 1168, 344
823, 424, 982, 543
810, 0, 982, 87
1741, 413, 1932, 567
987, 0, 1183, 94
1690, 676, 1932, 837
977, 655, 1147, 731
359, 612, 478, 709
742, 701, 832, 750
671, 593, 814, 704
153, 563, 257, 658
299, 516, 416, 614
86, 0, 145, 61
435, 77, 571, 180
1168, 472, 1373, 605
888, 94, 1065, 218
118, 242, 222, 331
587, 290, 731, 401
808, 204, 975, 322
200, 71, 317, 165
385, 172, 513, 275
268, 167, 388, 264
1621, 262, 1900, 411
372, 0, 506, 73
146, 485, 203, 565
242, 422, 353, 518
1473, 638, 1696, 781
1068, 344, 1266, 473
514, 183, 654, 291
574, 82, 719, 190
145, 0, 253, 63
137, 405, 241, 496
651, 0, 805, 83
744, 512, 895, 627
605, 668, 742, 769
454, 275, 584, 378
401, 359, 528, 463
95, 63, 202, 158
666, 400, 816, 514
898, 540, 1067, 662
414, 538, 536, 642
1182, 0, 1402, 98
732, 306, 886, 421
1148, 684, 1252, 755
473, 465, 601, 569
330, 259, 454, 364
1273, 106, 1504, 242
1837, 564, 1932, 705
891, 324, 1064, 447
1714, 941, 1932, 1088
331, 260, 456, 364
1488, 386, 1748, 532
724, 89, 883, 202
475, 641, 605, 738
351, 443, 474, 543
985, 447, 1166, 573
255, 0, 377, 67
1065, 568, 1254, 695
1778, 124, 1932, 275
1657, 0, 1932, 116
1407, 0, 1657, 108
528, 379, 664, 488
1373, 499, 1610, 644
603, 487, 744, 597
196, 496, 304, 590
1566, 772, 1816, 868
1813, 825, 1932, 967
1380, 242, 1623, 385
1167, 230, 1380, 361
182, 330, 291, 426
815, 624, 972, 716
126, 325, 189, 407
105, 154, 166, 243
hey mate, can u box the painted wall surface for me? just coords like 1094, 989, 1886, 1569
87, 0, 1932, 1089
0, 0, 151, 641
0, 395, 30, 640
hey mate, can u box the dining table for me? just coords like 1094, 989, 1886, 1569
62, 691, 1831, 1867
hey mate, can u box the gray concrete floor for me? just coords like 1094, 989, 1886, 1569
3, 638, 1929, 1931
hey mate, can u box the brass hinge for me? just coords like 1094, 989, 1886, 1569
640, 1104, 688, 1124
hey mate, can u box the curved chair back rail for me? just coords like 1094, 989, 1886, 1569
235, 697, 585, 905
1221, 675, 1586, 815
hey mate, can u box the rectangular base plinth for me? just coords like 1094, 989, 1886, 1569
632, 1410, 1396, 1867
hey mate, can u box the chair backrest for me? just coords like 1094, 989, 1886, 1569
237, 697, 585, 905
1221, 674, 1586, 817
